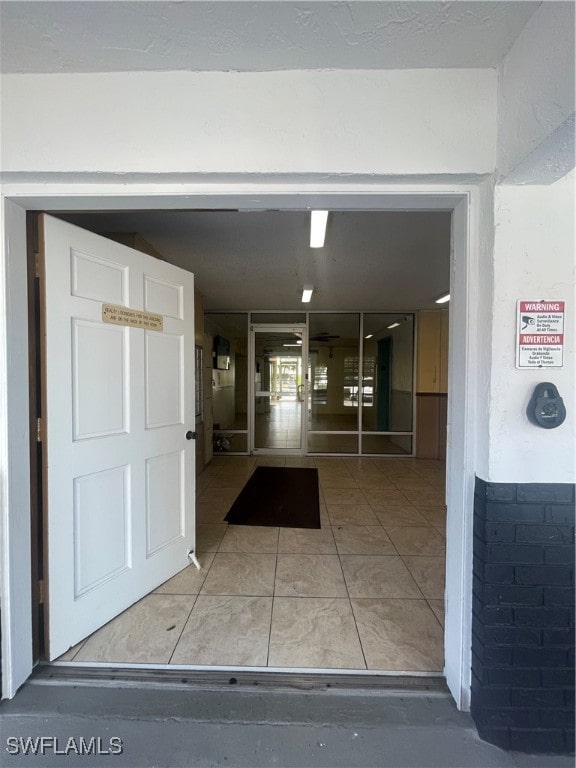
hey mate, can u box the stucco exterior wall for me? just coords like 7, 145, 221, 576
488, 173, 575, 483
1, 69, 496, 176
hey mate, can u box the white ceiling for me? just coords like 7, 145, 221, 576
58, 210, 451, 311
1, 1, 539, 74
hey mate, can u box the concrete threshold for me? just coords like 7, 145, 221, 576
0, 673, 573, 768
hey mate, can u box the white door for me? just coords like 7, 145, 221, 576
39, 215, 196, 660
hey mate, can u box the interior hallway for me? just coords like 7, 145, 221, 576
58, 456, 446, 673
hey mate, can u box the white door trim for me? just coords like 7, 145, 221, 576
0, 179, 483, 708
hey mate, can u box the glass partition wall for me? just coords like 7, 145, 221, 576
204, 313, 249, 453
205, 311, 414, 456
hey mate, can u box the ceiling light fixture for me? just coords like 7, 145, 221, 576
435, 293, 450, 304
310, 211, 329, 248
364, 333, 374, 339
387, 322, 400, 329
301, 286, 314, 303
283, 344, 301, 347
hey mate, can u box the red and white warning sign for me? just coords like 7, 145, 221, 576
516, 300, 565, 369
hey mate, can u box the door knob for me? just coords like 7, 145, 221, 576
186, 430, 197, 440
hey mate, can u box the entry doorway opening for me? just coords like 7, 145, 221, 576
3, 195, 472, 712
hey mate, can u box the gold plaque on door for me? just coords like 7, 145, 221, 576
102, 304, 163, 331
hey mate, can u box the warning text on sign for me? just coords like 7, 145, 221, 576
516, 300, 565, 369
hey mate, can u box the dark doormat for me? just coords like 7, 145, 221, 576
224, 466, 320, 529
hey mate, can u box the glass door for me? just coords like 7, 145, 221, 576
250, 324, 307, 454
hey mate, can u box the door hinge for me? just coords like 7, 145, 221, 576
38, 579, 45, 605
34, 252, 40, 279
36, 417, 42, 442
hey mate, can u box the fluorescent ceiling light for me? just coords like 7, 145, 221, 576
387, 322, 400, 329
301, 287, 314, 303
364, 333, 374, 339
296, 340, 302, 345
283, 344, 301, 347
435, 293, 450, 304
310, 211, 329, 248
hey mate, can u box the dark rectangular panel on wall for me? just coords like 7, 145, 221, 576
471, 478, 575, 754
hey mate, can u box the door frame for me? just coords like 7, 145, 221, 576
249, 323, 308, 456
1, 180, 487, 711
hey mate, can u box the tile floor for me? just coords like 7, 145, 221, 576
60, 456, 446, 673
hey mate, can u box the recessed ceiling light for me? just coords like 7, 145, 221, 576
387, 322, 400, 329
301, 287, 314, 303
364, 334, 374, 339
310, 211, 329, 248
435, 293, 450, 304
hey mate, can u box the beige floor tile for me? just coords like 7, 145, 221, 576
351, 598, 444, 671
201, 553, 276, 596
414, 506, 447, 528
339, 555, 422, 598
275, 554, 347, 597
343, 458, 377, 472
322, 488, 368, 505
210, 456, 255, 470
170, 596, 272, 666
386, 526, 446, 556
401, 490, 446, 507
326, 504, 380, 526
314, 458, 349, 469
205, 475, 249, 490
196, 501, 231, 524
278, 526, 337, 554
255, 457, 286, 467
319, 505, 331, 527
198, 487, 240, 505
390, 476, 434, 491
268, 597, 365, 669
284, 458, 317, 467
402, 556, 446, 599
428, 599, 445, 627
197, 524, 228, 552
155, 554, 215, 594
372, 505, 430, 527
75, 594, 195, 663
362, 489, 411, 507
56, 640, 86, 661
218, 525, 279, 553
332, 526, 397, 556
352, 472, 395, 488
319, 474, 359, 489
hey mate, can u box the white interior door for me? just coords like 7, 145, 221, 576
40, 215, 196, 660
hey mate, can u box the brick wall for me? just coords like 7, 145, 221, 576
471, 478, 575, 754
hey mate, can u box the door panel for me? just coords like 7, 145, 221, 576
40, 214, 196, 660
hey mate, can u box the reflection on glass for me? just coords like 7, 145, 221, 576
308, 314, 360, 431
361, 314, 414, 433
205, 313, 248, 430
308, 434, 358, 454
362, 434, 412, 455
